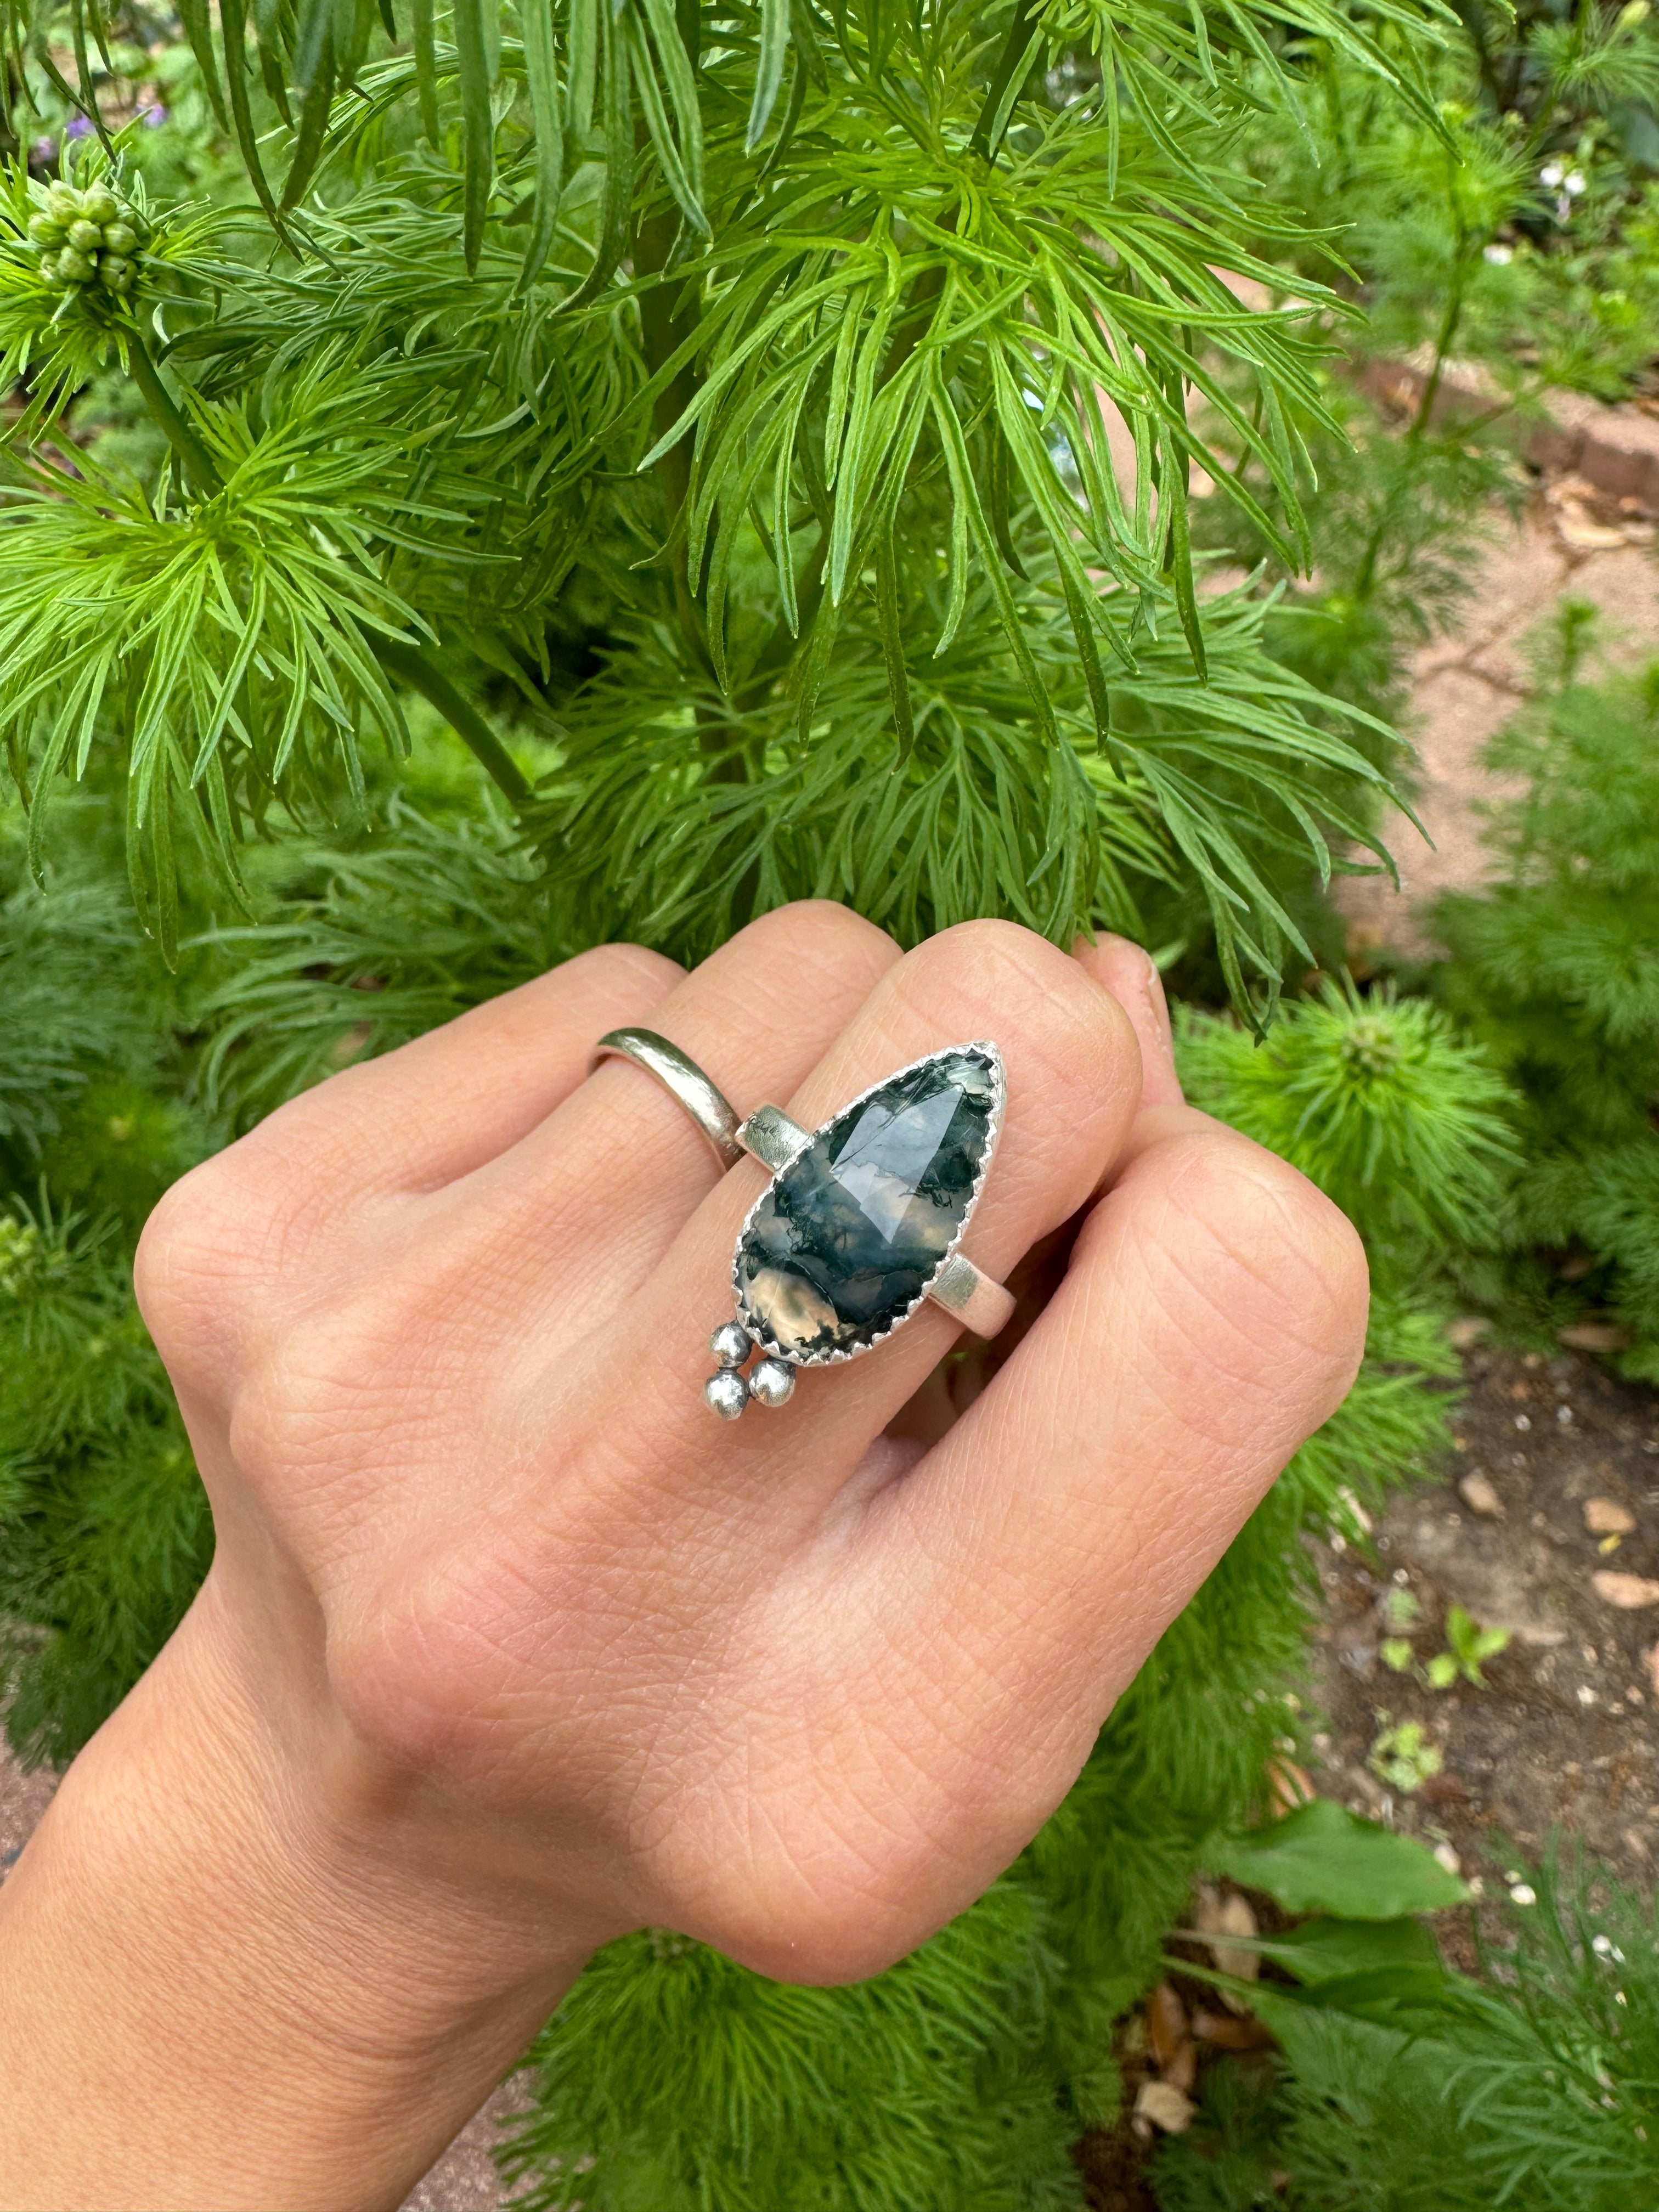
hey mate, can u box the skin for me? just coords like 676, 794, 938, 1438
0, 907, 1367, 2212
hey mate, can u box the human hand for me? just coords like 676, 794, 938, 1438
0, 906, 1366, 2211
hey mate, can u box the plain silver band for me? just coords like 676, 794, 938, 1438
592, 1029, 744, 1171
591, 1037, 1014, 1341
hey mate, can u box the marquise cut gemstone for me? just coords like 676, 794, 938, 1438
736, 1046, 1000, 1361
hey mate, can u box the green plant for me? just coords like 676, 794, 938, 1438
1434, 606, 1659, 1377
1153, 1841, 1659, 2211
1367, 1718, 1444, 1792
1426, 1602, 1511, 1689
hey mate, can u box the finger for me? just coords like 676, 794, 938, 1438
1073, 935, 1182, 1111
423, 902, 902, 1316
843, 1110, 1367, 1870
217, 942, 685, 1203
564, 920, 1145, 1528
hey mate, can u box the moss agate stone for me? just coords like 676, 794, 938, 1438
736, 1046, 1000, 1361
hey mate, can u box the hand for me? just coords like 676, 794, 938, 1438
0, 907, 1366, 2211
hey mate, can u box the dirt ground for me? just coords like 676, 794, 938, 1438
1308, 1342, 1659, 1898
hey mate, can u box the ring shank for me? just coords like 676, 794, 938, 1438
592, 1028, 743, 1171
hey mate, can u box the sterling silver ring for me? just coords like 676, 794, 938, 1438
592, 1028, 1016, 1420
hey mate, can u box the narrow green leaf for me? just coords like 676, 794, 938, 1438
279, 36, 337, 212
257, 27, 294, 125
986, 422, 1026, 580
177, 0, 230, 128
552, 3, 631, 315
219, 0, 286, 232
872, 528, 913, 762
1160, 430, 1206, 680
291, 0, 332, 89
518, 0, 565, 284
412, 0, 440, 139
454, 0, 496, 272
747, 0, 789, 151
566, 0, 597, 135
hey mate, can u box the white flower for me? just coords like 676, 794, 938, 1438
1485, 242, 1514, 264
1566, 172, 1587, 196
1509, 1881, 1538, 1906
1541, 162, 1565, 187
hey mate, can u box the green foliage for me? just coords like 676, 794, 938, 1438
1433, 606, 1659, 1375
0, 794, 216, 1762
0, 0, 1452, 1009
1205, 1798, 1468, 1920
1153, 1846, 1659, 2211
1175, 980, 1519, 1298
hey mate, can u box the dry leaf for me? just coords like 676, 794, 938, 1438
1192, 2007, 1273, 2051
1460, 1472, 1503, 1517
1135, 2080, 1197, 2134
1447, 1316, 1492, 1349
1268, 1757, 1316, 1815
1147, 1982, 1189, 2071
1585, 1498, 1636, 1536
1162, 2039, 1198, 2094
1593, 1571, 1659, 1610
1195, 1884, 1260, 2004
1554, 501, 1627, 550
1559, 1323, 1632, 1352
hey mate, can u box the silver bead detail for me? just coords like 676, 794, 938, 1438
709, 1320, 752, 1369
748, 1356, 796, 1409
704, 1368, 749, 1421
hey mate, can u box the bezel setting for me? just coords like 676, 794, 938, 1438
729, 1040, 1006, 1368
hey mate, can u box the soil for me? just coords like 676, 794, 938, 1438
1307, 1340, 1659, 1901
1073, 1341, 1659, 2205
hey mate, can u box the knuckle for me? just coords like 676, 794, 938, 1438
896, 921, 1136, 1084
133, 1152, 269, 1371
1165, 1132, 1369, 1405
735, 899, 898, 980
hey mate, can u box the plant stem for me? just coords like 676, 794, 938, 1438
375, 640, 533, 806
126, 329, 222, 496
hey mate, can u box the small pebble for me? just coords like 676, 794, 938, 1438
1585, 1497, 1636, 1536
1509, 1882, 1538, 1907
1593, 1571, 1659, 1609
1460, 1471, 1502, 1516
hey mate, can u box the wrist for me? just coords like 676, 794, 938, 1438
0, 1579, 591, 2212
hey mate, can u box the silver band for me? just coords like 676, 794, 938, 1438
592, 1028, 743, 1171
592, 1030, 1014, 1381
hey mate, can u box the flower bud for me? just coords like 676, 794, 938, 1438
45, 184, 81, 224
82, 185, 120, 225
66, 218, 101, 252
55, 247, 93, 283
100, 255, 133, 290
101, 220, 136, 255
26, 213, 63, 246
36, 250, 58, 283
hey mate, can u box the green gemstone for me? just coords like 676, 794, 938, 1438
736, 1046, 1000, 1361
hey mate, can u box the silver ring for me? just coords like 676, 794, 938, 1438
593, 1028, 1015, 1421
593, 1028, 744, 1171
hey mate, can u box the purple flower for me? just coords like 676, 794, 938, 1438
142, 103, 168, 126
65, 115, 95, 139
30, 136, 55, 163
